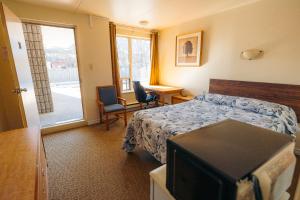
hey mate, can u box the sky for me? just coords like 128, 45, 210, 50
41, 26, 75, 49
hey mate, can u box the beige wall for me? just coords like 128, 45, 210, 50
3, 0, 113, 124
159, 0, 300, 95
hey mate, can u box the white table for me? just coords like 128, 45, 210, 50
149, 165, 175, 200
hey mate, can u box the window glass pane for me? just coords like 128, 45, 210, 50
122, 79, 130, 91
116, 37, 130, 79
131, 38, 150, 84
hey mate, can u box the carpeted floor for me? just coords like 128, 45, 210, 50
42, 118, 300, 200
42, 119, 161, 200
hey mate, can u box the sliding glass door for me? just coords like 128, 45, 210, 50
23, 24, 83, 127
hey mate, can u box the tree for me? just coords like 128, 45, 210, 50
184, 41, 193, 56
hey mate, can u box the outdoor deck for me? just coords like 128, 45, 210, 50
40, 83, 83, 127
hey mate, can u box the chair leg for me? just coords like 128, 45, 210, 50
124, 109, 127, 126
155, 99, 159, 107
139, 103, 143, 110
105, 112, 109, 130
99, 109, 103, 123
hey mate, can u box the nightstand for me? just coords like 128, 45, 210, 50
171, 95, 194, 104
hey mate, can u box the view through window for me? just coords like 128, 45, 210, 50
116, 36, 150, 92
39, 25, 83, 127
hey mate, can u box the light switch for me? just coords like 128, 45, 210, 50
89, 64, 93, 70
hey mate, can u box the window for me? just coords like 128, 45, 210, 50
116, 36, 150, 92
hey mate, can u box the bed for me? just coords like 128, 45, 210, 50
123, 79, 300, 163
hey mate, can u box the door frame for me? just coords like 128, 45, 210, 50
21, 19, 87, 129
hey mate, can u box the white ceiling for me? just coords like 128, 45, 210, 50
14, 0, 260, 29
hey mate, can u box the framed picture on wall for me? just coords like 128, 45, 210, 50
175, 31, 202, 66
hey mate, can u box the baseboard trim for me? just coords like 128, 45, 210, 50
87, 119, 100, 125
41, 120, 87, 135
86, 103, 159, 126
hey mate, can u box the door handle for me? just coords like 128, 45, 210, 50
19, 88, 28, 92
12, 88, 28, 94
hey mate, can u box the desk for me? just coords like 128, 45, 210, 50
171, 95, 194, 104
143, 85, 183, 105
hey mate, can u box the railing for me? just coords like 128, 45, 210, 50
47, 68, 79, 83
121, 78, 131, 92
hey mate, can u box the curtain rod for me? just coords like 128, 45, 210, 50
115, 23, 156, 34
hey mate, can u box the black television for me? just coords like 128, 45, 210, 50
166, 120, 292, 200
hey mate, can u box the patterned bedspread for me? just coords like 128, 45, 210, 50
123, 93, 298, 163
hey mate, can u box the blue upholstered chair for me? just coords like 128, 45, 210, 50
132, 81, 158, 109
96, 86, 127, 130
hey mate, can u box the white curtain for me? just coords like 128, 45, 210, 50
22, 23, 53, 114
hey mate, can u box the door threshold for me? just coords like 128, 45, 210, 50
41, 119, 87, 135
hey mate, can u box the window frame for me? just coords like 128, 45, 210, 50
116, 34, 151, 93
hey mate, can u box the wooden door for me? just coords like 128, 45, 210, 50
0, 3, 39, 130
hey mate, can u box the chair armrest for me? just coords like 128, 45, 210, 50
118, 97, 127, 107
96, 100, 104, 106
96, 100, 104, 111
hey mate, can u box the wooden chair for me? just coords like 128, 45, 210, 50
96, 86, 127, 130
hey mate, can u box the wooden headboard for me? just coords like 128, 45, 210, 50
209, 79, 300, 123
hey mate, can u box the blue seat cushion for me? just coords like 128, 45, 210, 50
104, 104, 125, 112
145, 94, 156, 102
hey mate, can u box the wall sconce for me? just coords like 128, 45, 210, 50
240, 49, 264, 60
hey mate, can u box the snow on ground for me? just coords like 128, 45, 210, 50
40, 82, 83, 127
50, 82, 82, 98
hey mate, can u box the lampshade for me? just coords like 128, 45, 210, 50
240, 49, 264, 60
